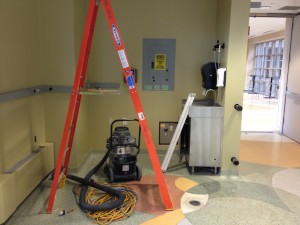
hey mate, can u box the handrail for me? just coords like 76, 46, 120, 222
0, 83, 120, 102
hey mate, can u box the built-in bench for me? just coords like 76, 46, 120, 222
0, 143, 54, 224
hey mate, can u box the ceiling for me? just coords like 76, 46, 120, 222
248, 17, 286, 38
250, 0, 300, 15
249, 0, 300, 38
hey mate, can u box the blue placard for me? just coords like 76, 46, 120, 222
127, 75, 135, 89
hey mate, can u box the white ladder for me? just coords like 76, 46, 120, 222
161, 93, 196, 172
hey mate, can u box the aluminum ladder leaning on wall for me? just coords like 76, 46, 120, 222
161, 93, 196, 172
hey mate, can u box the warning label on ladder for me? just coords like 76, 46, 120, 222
155, 54, 166, 70
118, 49, 129, 68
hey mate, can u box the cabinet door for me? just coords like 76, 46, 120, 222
189, 117, 223, 167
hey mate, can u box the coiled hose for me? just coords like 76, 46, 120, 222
67, 149, 125, 212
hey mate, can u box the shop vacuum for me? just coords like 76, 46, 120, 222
104, 119, 142, 182
66, 118, 141, 213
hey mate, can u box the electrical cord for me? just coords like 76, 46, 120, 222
66, 142, 138, 224
67, 174, 125, 211
86, 184, 138, 225
71, 180, 138, 225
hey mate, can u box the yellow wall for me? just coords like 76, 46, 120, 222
0, 0, 89, 170
216, 0, 250, 170
0, 0, 40, 92
40, 0, 90, 168
88, 0, 218, 151
0, 0, 250, 171
0, 0, 44, 172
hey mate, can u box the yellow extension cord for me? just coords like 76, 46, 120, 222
73, 182, 138, 225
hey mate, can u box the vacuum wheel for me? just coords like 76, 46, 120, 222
136, 165, 142, 181
107, 167, 114, 183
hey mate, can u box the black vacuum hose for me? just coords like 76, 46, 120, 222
67, 149, 125, 212
67, 174, 125, 211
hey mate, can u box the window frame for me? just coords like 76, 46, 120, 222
253, 39, 284, 97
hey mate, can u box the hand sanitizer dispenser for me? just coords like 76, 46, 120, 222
217, 68, 226, 87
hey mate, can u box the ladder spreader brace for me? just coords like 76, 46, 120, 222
46, 0, 173, 213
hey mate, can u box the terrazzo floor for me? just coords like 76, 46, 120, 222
241, 93, 279, 132
4, 133, 300, 225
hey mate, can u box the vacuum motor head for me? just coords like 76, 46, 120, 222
107, 126, 137, 155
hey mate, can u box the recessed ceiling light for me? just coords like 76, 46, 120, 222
278, 6, 300, 10
250, 2, 262, 8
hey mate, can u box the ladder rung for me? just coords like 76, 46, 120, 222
57, 168, 67, 188
64, 147, 70, 156
69, 125, 75, 130
58, 168, 67, 181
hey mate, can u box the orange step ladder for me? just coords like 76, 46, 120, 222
46, 0, 173, 213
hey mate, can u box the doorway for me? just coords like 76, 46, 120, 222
242, 17, 287, 132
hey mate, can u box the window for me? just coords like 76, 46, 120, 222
253, 39, 284, 97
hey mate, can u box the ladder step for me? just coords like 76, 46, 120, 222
50, 167, 66, 184
58, 167, 66, 180
57, 168, 67, 188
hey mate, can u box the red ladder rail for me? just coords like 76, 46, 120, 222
101, 0, 173, 210
46, 0, 99, 213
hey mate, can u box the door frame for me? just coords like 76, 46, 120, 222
242, 16, 293, 133
277, 18, 293, 133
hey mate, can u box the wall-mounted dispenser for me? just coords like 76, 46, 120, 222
217, 68, 226, 87
201, 62, 218, 90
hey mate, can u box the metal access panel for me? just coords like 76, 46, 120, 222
159, 122, 178, 145
142, 38, 176, 91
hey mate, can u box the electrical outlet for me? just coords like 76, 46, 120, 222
159, 122, 178, 145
